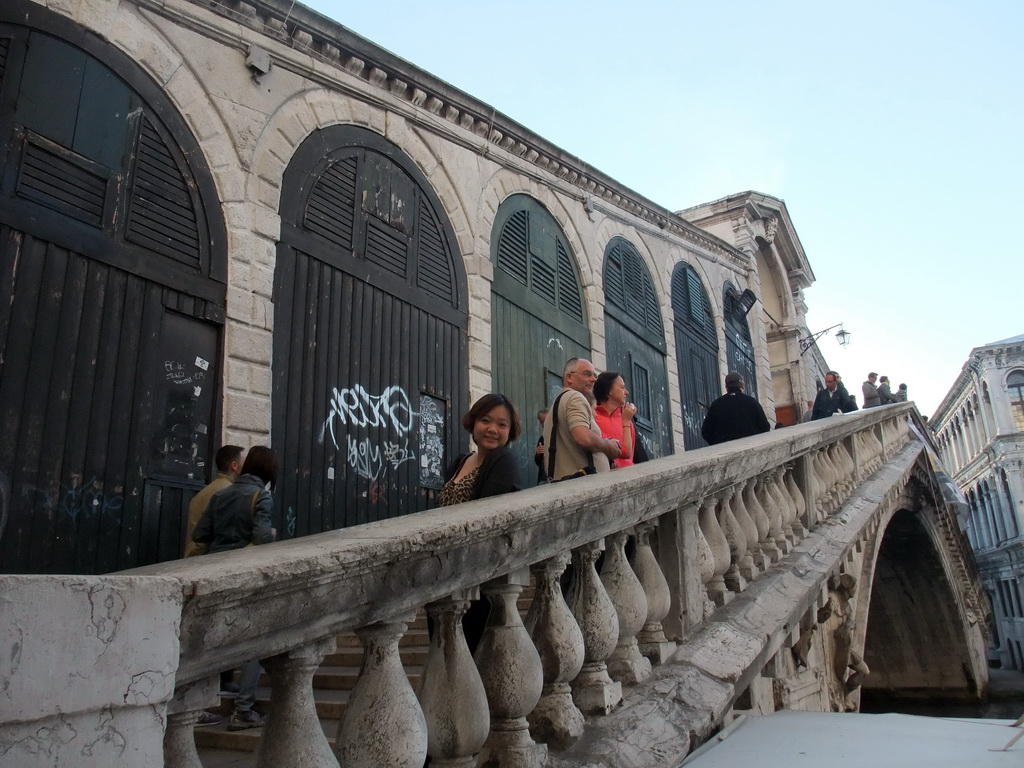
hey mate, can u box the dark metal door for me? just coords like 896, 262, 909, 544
0, 231, 221, 572
671, 263, 721, 449
274, 126, 467, 534
602, 237, 673, 459
724, 282, 758, 400
490, 195, 590, 486
0, 10, 226, 573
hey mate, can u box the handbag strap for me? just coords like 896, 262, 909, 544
248, 491, 260, 542
546, 390, 594, 480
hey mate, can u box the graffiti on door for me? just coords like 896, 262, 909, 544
320, 384, 442, 483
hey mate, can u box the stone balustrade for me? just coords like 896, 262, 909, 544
1, 406, 918, 768
157, 406, 914, 766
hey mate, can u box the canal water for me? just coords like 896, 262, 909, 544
861, 669, 1024, 720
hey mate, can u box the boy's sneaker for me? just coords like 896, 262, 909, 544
219, 681, 241, 697
195, 711, 224, 727
227, 710, 266, 731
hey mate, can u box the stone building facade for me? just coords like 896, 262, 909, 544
931, 334, 1024, 669
0, 0, 817, 574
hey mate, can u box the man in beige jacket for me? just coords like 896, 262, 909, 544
184, 445, 244, 557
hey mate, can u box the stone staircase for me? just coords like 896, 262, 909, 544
196, 589, 536, 766
194, 616, 429, 764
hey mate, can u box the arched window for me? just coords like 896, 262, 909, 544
490, 194, 589, 484
275, 125, 468, 530
671, 262, 719, 448
1007, 370, 1024, 432
602, 237, 672, 458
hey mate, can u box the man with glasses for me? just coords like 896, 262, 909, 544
543, 358, 621, 480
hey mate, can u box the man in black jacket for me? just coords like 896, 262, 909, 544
701, 372, 771, 445
812, 371, 858, 419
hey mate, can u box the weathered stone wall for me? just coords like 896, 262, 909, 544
0, 575, 182, 767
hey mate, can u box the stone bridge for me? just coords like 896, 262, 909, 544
0, 404, 989, 767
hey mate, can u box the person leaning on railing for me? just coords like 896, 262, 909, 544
437, 393, 523, 651
593, 371, 637, 468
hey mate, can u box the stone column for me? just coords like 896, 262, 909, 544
524, 554, 585, 751
568, 539, 622, 715
258, 637, 338, 768
163, 676, 216, 768
418, 592, 490, 767
602, 530, 652, 685
633, 522, 676, 664
336, 615, 427, 767
477, 570, 546, 768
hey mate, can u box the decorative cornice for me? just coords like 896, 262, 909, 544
133, 0, 748, 268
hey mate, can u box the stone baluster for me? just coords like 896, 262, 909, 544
524, 554, 585, 751
745, 477, 776, 565
832, 442, 851, 495
632, 522, 677, 664
568, 539, 622, 715
878, 420, 891, 459
729, 486, 760, 580
793, 457, 814, 535
824, 446, 842, 512
477, 571, 546, 768
762, 470, 788, 559
163, 677, 217, 768
808, 449, 825, 517
694, 507, 719, 620
822, 445, 842, 511
164, 710, 204, 768
259, 638, 338, 768
601, 530, 652, 685
836, 441, 855, 496
418, 592, 490, 767
814, 449, 834, 515
855, 431, 869, 473
854, 431, 869, 474
336, 616, 427, 767
699, 496, 732, 606
833, 442, 852, 496
868, 428, 884, 471
717, 489, 749, 594
788, 462, 809, 538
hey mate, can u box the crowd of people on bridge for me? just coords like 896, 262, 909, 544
180, 357, 910, 734
801, 371, 909, 422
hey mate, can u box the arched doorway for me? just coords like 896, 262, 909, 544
723, 281, 758, 400
490, 194, 589, 485
274, 126, 468, 534
0, 2, 227, 573
670, 262, 719, 449
602, 237, 672, 459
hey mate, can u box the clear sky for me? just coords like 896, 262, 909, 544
300, 0, 1023, 418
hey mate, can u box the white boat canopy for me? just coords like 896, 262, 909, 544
680, 711, 1023, 768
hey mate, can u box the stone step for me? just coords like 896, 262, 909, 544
311, 664, 422, 691
197, 596, 536, 762
195, 712, 337, 755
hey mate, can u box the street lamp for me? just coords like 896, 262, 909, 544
800, 324, 850, 356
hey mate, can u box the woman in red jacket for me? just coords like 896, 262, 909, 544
594, 371, 637, 469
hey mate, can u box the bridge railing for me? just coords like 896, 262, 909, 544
123, 404, 916, 767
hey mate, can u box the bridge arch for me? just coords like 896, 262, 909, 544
858, 475, 989, 703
